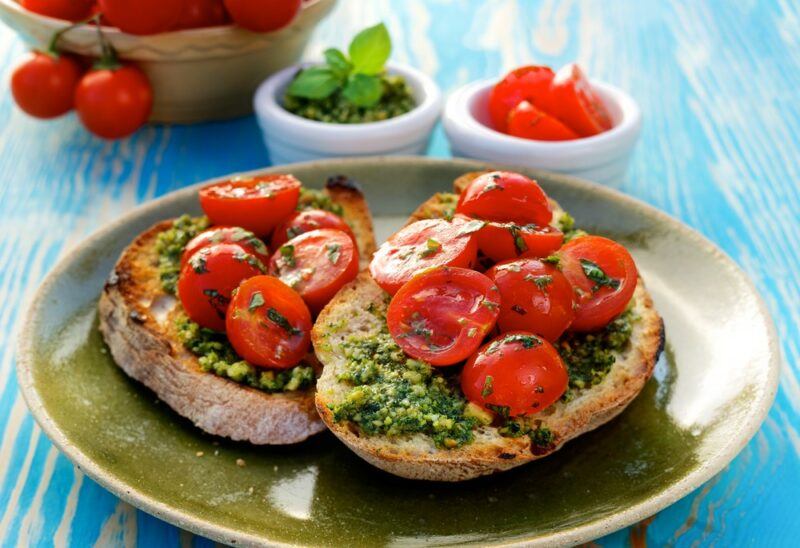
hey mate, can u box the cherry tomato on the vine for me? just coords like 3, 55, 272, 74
11, 52, 82, 119
75, 65, 153, 139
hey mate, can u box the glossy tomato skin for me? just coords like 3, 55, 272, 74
488, 65, 554, 132
223, 0, 301, 32
226, 275, 312, 369
11, 52, 82, 119
507, 100, 580, 141
461, 331, 568, 417
20, 0, 94, 20
177, 243, 267, 331
486, 258, 575, 341
99, 0, 183, 35
75, 65, 153, 139
270, 208, 354, 249
174, 0, 229, 29
387, 267, 500, 366
456, 171, 552, 226
180, 226, 270, 269
369, 218, 479, 295
198, 175, 301, 237
544, 63, 612, 138
470, 218, 563, 263
559, 235, 638, 332
268, 228, 358, 314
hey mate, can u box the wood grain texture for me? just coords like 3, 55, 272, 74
0, 0, 798, 545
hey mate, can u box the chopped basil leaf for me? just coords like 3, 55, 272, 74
327, 243, 341, 264
280, 244, 296, 267
248, 291, 265, 312
267, 308, 301, 336
580, 258, 621, 291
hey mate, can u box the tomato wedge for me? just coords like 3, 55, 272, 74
226, 276, 312, 369
486, 258, 576, 341
268, 228, 359, 314
544, 63, 613, 137
456, 171, 552, 226
180, 226, 270, 269
198, 174, 301, 237
271, 208, 354, 249
558, 235, 638, 331
369, 218, 479, 295
471, 219, 563, 263
461, 331, 568, 417
507, 100, 580, 141
488, 65, 554, 132
178, 243, 267, 331
387, 267, 500, 366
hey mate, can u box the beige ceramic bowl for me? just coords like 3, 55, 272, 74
0, 0, 336, 123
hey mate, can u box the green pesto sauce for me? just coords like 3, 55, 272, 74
298, 188, 344, 216
154, 215, 209, 295
283, 75, 415, 124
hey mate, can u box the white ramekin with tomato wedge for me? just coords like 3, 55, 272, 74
312, 170, 664, 481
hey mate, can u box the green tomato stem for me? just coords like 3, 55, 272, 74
46, 13, 101, 57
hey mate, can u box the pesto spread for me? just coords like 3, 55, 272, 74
298, 187, 344, 216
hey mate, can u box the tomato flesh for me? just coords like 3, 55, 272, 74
181, 226, 270, 269
507, 100, 580, 141
544, 63, 613, 137
559, 235, 638, 331
471, 219, 563, 263
488, 65, 554, 132
199, 175, 301, 238
226, 276, 312, 369
456, 171, 552, 226
461, 331, 568, 417
387, 267, 500, 366
486, 258, 575, 341
271, 208, 354, 249
268, 228, 358, 314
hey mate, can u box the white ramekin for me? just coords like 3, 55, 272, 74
253, 62, 442, 165
442, 78, 642, 185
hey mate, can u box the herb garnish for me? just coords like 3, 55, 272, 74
327, 243, 341, 264
248, 291, 265, 312
420, 238, 442, 258
579, 258, 620, 291
482, 375, 494, 397
280, 244, 296, 267
267, 308, 301, 336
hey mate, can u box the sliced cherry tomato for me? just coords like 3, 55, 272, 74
198, 175, 301, 238
75, 65, 153, 139
175, 0, 230, 29
223, 0, 301, 32
558, 235, 638, 331
177, 243, 267, 331
488, 65, 554, 132
99, 0, 183, 35
181, 226, 270, 269
20, 0, 94, 21
270, 208, 354, 249
268, 228, 358, 314
469, 218, 563, 263
461, 331, 568, 417
387, 267, 500, 366
11, 52, 82, 119
226, 275, 312, 369
544, 63, 613, 138
486, 258, 575, 341
456, 171, 552, 226
369, 218, 479, 295
507, 100, 580, 141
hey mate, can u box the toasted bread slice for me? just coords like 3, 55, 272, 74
312, 176, 664, 480
99, 179, 376, 445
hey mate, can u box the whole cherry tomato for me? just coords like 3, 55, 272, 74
543, 63, 613, 137
180, 226, 270, 269
11, 52, 82, 119
270, 208, 354, 249
223, 0, 301, 32
75, 65, 153, 139
99, 0, 184, 35
20, 0, 94, 21
507, 100, 580, 141
175, 0, 230, 29
488, 65, 554, 132
456, 171, 552, 226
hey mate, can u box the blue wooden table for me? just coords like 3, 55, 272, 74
1, 1, 798, 546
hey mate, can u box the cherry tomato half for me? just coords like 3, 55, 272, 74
181, 226, 270, 269
75, 65, 153, 139
99, 0, 183, 35
461, 331, 568, 417
223, 0, 301, 32
488, 65, 554, 132
268, 228, 358, 314
20, 0, 94, 21
174, 0, 230, 29
471, 219, 563, 263
226, 275, 312, 369
11, 52, 82, 119
456, 171, 553, 226
507, 100, 580, 141
558, 235, 638, 332
486, 258, 575, 341
270, 208, 354, 249
198, 175, 301, 238
177, 243, 267, 331
544, 63, 613, 138
387, 267, 500, 366
369, 218, 479, 295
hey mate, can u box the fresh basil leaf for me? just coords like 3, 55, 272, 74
348, 22, 391, 75
287, 67, 340, 99
343, 73, 383, 107
324, 47, 352, 79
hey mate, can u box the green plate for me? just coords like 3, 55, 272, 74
17, 157, 779, 546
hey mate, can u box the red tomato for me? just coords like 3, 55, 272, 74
488, 65, 554, 132
11, 52, 82, 119
471, 219, 563, 263
99, 0, 183, 35
544, 63, 612, 137
386, 267, 500, 366
75, 65, 153, 139
369, 218, 479, 296
226, 275, 312, 369
175, 0, 230, 29
456, 171, 552, 226
223, 0, 300, 32
486, 258, 575, 341
20, 0, 94, 21
180, 226, 270, 269
270, 208, 354, 249
461, 331, 568, 417
198, 175, 301, 237
177, 243, 267, 331
558, 235, 638, 331
268, 228, 358, 314
507, 100, 580, 141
